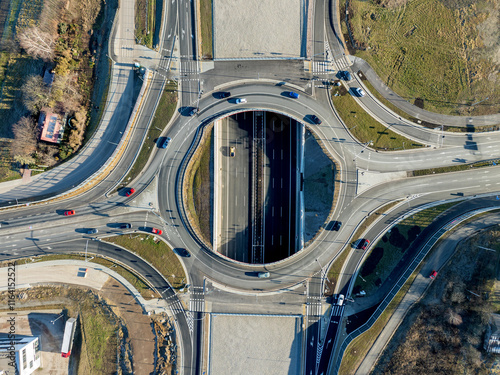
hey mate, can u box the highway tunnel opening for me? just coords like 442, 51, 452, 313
197, 110, 336, 264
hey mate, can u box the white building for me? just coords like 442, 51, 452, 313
0, 335, 41, 375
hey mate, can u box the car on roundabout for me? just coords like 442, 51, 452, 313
310, 115, 322, 125
229, 146, 235, 157
235, 98, 247, 104
64, 210, 75, 216
125, 188, 135, 197
218, 91, 230, 99
173, 248, 191, 257
152, 228, 163, 235
258, 272, 270, 278
120, 223, 132, 229
288, 91, 299, 99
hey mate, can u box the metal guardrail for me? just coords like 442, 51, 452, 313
330, 206, 500, 374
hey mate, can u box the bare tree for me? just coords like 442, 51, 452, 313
52, 74, 82, 113
11, 117, 38, 164
17, 26, 55, 60
22, 75, 50, 112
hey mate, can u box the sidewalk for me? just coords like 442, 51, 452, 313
0, 260, 169, 314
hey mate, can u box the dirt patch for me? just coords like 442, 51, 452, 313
100, 278, 155, 375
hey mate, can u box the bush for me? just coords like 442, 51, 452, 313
389, 227, 408, 250
407, 225, 421, 242
361, 247, 384, 278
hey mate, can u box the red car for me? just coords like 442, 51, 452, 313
358, 239, 370, 250
429, 270, 438, 279
64, 210, 75, 216
152, 228, 163, 235
125, 188, 135, 197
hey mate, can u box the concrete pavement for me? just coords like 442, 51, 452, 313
0, 259, 169, 314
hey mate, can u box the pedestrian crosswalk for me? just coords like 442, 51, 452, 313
334, 55, 351, 71
306, 296, 322, 321
180, 60, 199, 75
189, 286, 205, 313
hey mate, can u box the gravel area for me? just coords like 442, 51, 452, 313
213, 0, 304, 59
208, 314, 303, 375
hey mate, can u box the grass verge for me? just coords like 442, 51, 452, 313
185, 126, 213, 244
104, 234, 187, 290
354, 201, 459, 295
199, 0, 213, 59
326, 200, 401, 293
77, 293, 118, 374
363, 79, 499, 133
118, 81, 177, 189
135, 0, 154, 47
339, 266, 420, 374
411, 159, 500, 177
331, 86, 424, 150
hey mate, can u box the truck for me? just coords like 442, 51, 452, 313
61, 318, 77, 358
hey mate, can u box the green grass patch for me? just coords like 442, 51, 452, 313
135, 0, 154, 47
326, 200, 401, 294
185, 127, 213, 244
339, 266, 419, 374
327, 249, 350, 294
200, 0, 213, 59
354, 201, 459, 295
119, 81, 177, 188
412, 159, 500, 177
104, 234, 187, 290
348, 0, 500, 116
76, 292, 118, 374
331, 87, 424, 150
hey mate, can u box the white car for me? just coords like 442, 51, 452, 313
235, 98, 247, 104
337, 294, 345, 306
354, 88, 366, 97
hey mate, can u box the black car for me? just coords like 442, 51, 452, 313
339, 70, 352, 81
120, 223, 132, 229
173, 248, 191, 257
218, 91, 231, 99
188, 107, 198, 116
330, 221, 342, 231
311, 115, 322, 125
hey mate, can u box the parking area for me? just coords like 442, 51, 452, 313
213, 0, 304, 59
208, 313, 303, 375
0, 310, 72, 374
